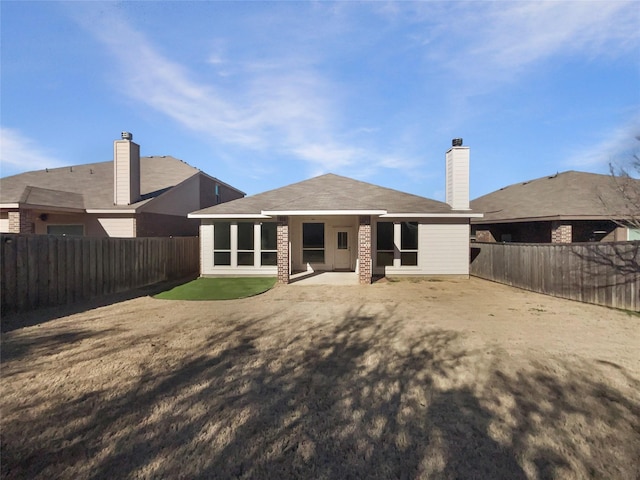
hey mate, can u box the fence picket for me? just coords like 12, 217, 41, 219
1, 235, 199, 313
471, 241, 639, 311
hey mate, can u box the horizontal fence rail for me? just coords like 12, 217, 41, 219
470, 241, 639, 311
1, 234, 199, 313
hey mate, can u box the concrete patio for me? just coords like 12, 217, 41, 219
289, 271, 360, 285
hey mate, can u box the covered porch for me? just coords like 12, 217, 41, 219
275, 213, 373, 285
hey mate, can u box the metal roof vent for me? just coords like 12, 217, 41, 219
121, 131, 133, 141
452, 138, 463, 147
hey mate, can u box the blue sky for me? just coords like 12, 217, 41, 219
1, 1, 639, 200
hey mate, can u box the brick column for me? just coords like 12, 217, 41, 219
276, 216, 289, 284
551, 221, 572, 243
358, 215, 372, 285
8, 210, 34, 234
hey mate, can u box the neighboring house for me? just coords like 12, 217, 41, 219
0, 132, 244, 237
189, 140, 482, 284
471, 170, 640, 243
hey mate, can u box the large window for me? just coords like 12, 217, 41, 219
261, 222, 277, 266
237, 223, 254, 266
303, 223, 324, 263
212, 222, 278, 268
376, 221, 419, 267
376, 222, 394, 266
213, 222, 231, 265
400, 222, 418, 266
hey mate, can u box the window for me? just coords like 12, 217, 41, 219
261, 222, 278, 266
400, 222, 418, 266
337, 231, 348, 249
47, 225, 84, 236
376, 222, 394, 266
215, 184, 221, 204
237, 223, 254, 266
213, 222, 231, 265
213, 222, 278, 268
376, 221, 419, 266
303, 223, 324, 263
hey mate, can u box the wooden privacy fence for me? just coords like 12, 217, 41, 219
1, 234, 199, 313
470, 241, 639, 311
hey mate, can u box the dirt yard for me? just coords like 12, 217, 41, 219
1, 277, 639, 479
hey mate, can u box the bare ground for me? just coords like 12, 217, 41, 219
1, 277, 639, 480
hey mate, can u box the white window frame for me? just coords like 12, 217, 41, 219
375, 221, 420, 268
212, 221, 279, 269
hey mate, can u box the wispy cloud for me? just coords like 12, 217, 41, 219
0, 128, 64, 175
64, 2, 638, 182
68, 4, 414, 178
463, 2, 639, 72
405, 1, 640, 90
564, 117, 640, 171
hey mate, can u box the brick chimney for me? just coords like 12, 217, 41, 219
445, 138, 470, 210
113, 132, 140, 205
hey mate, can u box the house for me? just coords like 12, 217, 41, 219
0, 132, 244, 237
470, 170, 640, 243
189, 140, 482, 284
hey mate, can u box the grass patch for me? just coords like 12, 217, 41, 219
154, 277, 276, 301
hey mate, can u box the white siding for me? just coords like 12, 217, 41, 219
420, 222, 470, 275
98, 217, 136, 237
113, 140, 140, 205
445, 147, 469, 210
200, 221, 214, 274
0, 213, 8, 233
373, 219, 470, 276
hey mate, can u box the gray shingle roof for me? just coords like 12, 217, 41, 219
471, 170, 640, 223
1, 156, 201, 210
191, 173, 466, 216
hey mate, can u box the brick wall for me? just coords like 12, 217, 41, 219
8, 210, 34, 234
474, 229, 495, 242
551, 221, 572, 243
358, 216, 371, 284
276, 216, 289, 284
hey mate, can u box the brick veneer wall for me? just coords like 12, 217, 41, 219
474, 229, 495, 242
358, 216, 372, 284
276, 216, 290, 284
551, 221, 572, 243
8, 210, 34, 234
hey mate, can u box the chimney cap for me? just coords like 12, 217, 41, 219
121, 131, 133, 141
452, 138, 463, 147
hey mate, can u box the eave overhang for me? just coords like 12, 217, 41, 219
380, 213, 484, 218
189, 210, 484, 219
188, 213, 272, 219
261, 209, 388, 216
471, 214, 628, 224
1, 202, 86, 214
85, 208, 137, 214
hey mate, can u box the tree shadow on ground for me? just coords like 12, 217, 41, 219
1, 306, 638, 479
0, 328, 121, 365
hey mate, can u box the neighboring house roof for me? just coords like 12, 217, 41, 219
190, 173, 479, 218
471, 170, 640, 223
1, 156, 216, 211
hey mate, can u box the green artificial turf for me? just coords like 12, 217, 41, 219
154, 277, 277, 301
